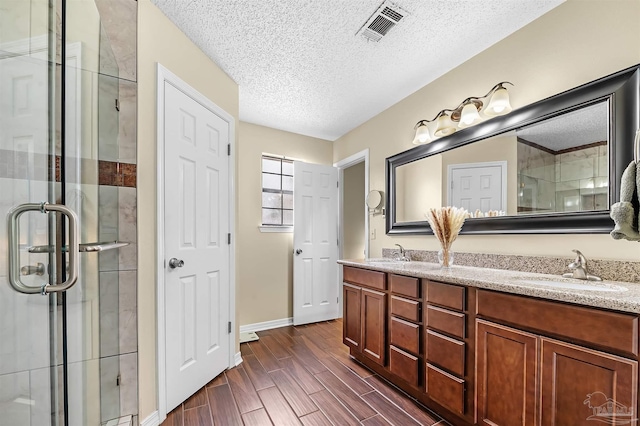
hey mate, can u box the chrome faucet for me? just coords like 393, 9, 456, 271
562, 250, 602, 281
394, 244, 410, 262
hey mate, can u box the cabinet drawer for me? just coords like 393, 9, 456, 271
390, 274, 420, 298
426, 305, 465, 339
426, 281, 465, 311
391, 296, 421, 322
426, 330, 465, 377
477, 290, 639, 356
389, 345, 420, 387
390, 317, 420, 355
426, 363, 465, 415
344, 266, 386, 290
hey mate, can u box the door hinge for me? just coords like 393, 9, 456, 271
116, 374, 121, 386
228, 321, 232, 333
336, 181, 339, 188
228, 233, 231, 244
227, 144, 231, 156
337, 297, 339, 304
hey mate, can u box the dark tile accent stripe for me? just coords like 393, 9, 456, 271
98, 160, 136, 187
0, 150, 136, 188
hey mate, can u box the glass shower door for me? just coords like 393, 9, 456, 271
0, 1, 127, 425
0, 0, 68, 424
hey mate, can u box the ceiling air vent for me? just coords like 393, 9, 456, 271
357, 1, 407, 42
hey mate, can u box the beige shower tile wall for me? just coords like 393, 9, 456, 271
333, 0, 640, 262
558, 146, 603, 182
94, 0, 138, 81
90, 0, 139, 423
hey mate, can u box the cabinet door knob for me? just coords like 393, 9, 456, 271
295, 249, 303, 255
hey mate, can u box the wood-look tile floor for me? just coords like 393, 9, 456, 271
162, 319, 449, 426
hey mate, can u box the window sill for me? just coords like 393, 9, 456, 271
259, 226, 293, 233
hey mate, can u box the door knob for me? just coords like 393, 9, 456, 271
295, 249, 302, 255
169, 258, 184, 269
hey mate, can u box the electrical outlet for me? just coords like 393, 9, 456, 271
370, 228, 376, 240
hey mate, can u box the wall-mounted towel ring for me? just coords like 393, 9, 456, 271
634, 129, 640, 164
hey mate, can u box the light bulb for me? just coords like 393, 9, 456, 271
458, 103, 482, 128
412, 122, 431, 144
485, 87, 512, 116
434, 114, 456, 137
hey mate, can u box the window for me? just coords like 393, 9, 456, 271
261, 155, 293, 226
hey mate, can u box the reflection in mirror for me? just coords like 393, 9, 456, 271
395, 156, 442, 222
516, 101, 608, 214
394, 101, 609, 222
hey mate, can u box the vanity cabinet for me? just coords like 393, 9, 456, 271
389, 274, 423, 388
540, 338, 637, 426
343, 266, 387, 366
341, 264, 640, 426
425, 281, 475, 421
361, 287, 386, 365
343, 283, 361, 351
477, 289, 639, 426
476, 320, 538, 426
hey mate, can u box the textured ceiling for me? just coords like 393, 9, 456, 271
151, 0, 565, 141
517, 101, 609, 151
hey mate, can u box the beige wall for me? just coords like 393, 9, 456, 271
333, 0, 640, 261
343, 162, 366, 259
137, 0, 239, 420
237, 122, 333, 326
395, 155, 443, 222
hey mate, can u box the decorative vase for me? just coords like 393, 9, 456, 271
438, 247, 454, 268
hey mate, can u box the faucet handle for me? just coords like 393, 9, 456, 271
571, 249, 587, 267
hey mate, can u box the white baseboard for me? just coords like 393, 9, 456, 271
234, 352, 243, 366
140, 411, 160, 426
239, 317, 293, 333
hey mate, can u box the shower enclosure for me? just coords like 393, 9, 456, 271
1, 0, 138, 424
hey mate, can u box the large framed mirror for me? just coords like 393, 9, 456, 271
386, 65, 640, 234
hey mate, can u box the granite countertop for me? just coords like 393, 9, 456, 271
338, 259, 640, 314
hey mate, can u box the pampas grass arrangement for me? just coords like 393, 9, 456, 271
426, 206, 467, 267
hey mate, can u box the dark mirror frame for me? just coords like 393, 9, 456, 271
386, 64, 640, 235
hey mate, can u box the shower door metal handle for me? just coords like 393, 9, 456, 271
7, 202, 79, 295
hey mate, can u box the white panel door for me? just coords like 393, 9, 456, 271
164, 82, 230, 411
293, 161, 339, 326
449, 162, 506, 213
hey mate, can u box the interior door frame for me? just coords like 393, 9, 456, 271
155, 63, 237, 422
447, 160, 508, 211
334, 149, 369, 317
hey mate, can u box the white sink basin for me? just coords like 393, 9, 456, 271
516, 278, 626, 292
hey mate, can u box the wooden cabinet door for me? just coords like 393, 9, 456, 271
541, 337, 638, 426
476, 320, 538, 426
343, 283, 361, 351
361, 288, 386, 366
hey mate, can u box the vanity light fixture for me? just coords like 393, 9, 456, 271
412, 82, 514, 144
